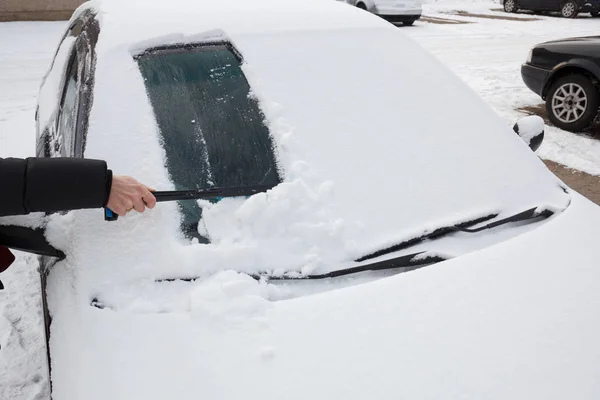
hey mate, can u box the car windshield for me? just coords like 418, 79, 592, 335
135, 43, 281, 240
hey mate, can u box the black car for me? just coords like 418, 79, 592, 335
503, 0, 600, 18
521, 36, 600, 132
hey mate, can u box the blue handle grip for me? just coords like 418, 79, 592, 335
104, 208, 118, 221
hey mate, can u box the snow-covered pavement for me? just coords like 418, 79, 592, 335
0, 22, 65, 158
1, 4, 600, 398
0, 21, 66, 400
404, 2, 600, 175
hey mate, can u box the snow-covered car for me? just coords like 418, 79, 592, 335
16, 0, 600, 398
502, 0, 600, 18
338, 0, 422, 26
521, 36, 600, 132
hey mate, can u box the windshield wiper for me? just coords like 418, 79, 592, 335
356, 206, 555, 263
260, 206, 555, 281
153, 206, 555, 285
258, 251, 447, 280
153, 251, 447, 285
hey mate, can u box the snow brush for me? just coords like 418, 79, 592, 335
104, 185, 274, 221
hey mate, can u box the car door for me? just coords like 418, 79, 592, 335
38, 14, 97, 159
538, 0, 561, 11
518, 0, 540, 11
56, 35, 96, 158
55, 51, 81, 157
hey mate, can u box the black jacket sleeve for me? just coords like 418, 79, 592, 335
0, 157, 113, 217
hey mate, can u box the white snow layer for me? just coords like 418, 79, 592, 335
515, 115, 544, 146
48, 192, 600, 400
42, 0, 591, 399
2, 1, 600, 399
0, 21, 68, 400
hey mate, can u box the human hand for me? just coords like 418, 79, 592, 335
106, 175, 157, 216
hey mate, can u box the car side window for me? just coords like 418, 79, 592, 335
56, 53, 80, 157
135, 43, 281, 240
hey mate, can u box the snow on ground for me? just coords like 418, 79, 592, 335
0, 21, 67, 400
0, 22, 65, 158
404, 1, 600, 175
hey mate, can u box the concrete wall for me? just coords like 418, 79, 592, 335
0, 0, 87, 21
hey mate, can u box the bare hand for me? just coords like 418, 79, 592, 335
106, 175, 157, 216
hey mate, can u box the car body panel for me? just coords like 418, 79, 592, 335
34, 1, 600, 399
521, 63, 551, 96
502, 0, 600, 13
340, 0, 422, 18
522, 36, 600, 99
47, 192, 600, 400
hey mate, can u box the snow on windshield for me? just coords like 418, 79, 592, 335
41, 1, 570, 294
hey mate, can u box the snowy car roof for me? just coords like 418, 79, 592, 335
74, 0, 391, 47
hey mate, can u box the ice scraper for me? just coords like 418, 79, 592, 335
104, 184, 274, 221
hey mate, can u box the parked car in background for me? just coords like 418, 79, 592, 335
339, 0, 422, 25
521, 36, 600, 132
502, 0, 600, 17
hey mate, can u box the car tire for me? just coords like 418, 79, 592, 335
591, 11, 599, 17
403, 20, 415, 26
560, 1, 579, 17
546, 74, 600, 133
504, 0, 518, 12
356, 3, 367, 10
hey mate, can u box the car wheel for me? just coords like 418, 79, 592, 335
560, 1, 579, 17
546, 75, 600, 132
403, 20, 415, 26
356, 2, 367, 10
591, 11, 599, 17
504, 0, 518, 12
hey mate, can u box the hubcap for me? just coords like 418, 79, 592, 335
552, 83, 587, 124
563, 3, 575, 16
505, 0, 515, 10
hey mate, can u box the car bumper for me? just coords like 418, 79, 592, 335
581, 0, 600, 11
378, 12, 422, 23
521, 63, 550, 98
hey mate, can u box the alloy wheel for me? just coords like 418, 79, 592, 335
552, 83, 588, 124
504, 0, 516, 12
562, 2, 576, 17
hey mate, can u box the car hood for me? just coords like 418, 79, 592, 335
47, 191, 600, 400
542, 35, 600, 45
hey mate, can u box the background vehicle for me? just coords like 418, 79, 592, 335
15, 0, 600, 399
502, 0, 600, 18
521, 36, 600, 132
339, 0, 422, 25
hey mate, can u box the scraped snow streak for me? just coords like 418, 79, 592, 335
1, 1, 600, 399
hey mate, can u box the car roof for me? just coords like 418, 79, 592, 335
73, 0, 391, 50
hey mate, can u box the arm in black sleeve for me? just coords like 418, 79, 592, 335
0, 157, 112, 217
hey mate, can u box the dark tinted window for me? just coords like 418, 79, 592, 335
57, 53, 79, 156
136, 44, 280, 239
